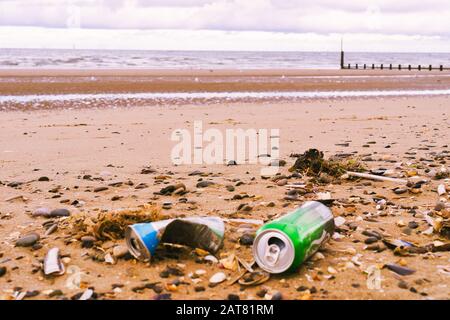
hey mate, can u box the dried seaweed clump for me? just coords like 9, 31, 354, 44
68, 204, 162, 241
289, 148, 365, 178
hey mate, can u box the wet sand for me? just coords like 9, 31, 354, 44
0, 70, 449, 300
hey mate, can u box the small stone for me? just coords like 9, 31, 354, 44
227, 160, 238, 166
16, 233, 40, 247
364, 237, 378, 244
0, 266, 6, 277
194, 286, 205, 292
50, 208, 70, 217
277, 179, 288, 186
81, 236, 96, 248
32, 207, 51, 217
408, 221, 419, 229
239, 234, 255, 246
256, 288, 268, 298
112, 246, 129, 259
196, 181, 215, 188
393, 187, 408, 195
228, 294, 240, 300
38, 176, 50, 182
434, 202, 446, 212
226, 185, 235, 192
94, 186, 108, 193
271, 291, 283, 300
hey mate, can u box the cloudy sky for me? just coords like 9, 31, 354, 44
0, 0, 449, 51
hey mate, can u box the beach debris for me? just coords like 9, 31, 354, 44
253, 201, 334, 274
238, 271, 270, 286
68, 204, 161, 241
346, 171, 408, 184
126, 216, 224, 261
209, 272, 227, 287
220, 254, 239, 271
424, 213, 450, 239
78, 289, 94, 301
384, 263, 416, 276
289, 149, 365, 178
15, 232, 40, 247
5, 195, 28, 203
43, 247, 65, 276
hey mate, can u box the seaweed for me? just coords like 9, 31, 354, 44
289, 148, 365, 178
66, 204, 162, 241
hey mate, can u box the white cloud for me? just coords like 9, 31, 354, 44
1, 27, 448, 52
0, 0, 449, 51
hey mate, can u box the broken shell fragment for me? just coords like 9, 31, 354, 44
43, 247, 65, 276
437, 184, 447, 196
238, 271, 270, 286
384, 263, 415, 276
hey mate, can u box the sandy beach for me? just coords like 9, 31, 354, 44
0, 69, 449, 300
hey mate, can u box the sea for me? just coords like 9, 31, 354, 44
1, 49, 450, 69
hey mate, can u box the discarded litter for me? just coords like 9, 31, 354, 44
126, 217, 224, 261
345, 171, 408, 184
252, 201, 335, 274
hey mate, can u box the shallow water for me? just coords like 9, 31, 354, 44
2, 89, 450, 103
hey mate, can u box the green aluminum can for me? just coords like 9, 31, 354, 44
253, 201, 335, 274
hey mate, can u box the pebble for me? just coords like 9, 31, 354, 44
38, 176, 50, 182
393, 187, 408, 195
81, 236, 96, 248
226, 185, 235, 192
32, 207, 51, 217
196, 181, 215, 188
112, 245, 129, 259
408, 221, 419, 229
277, 179, 288, 186
209, 272, 226, 286
50, 208, 70, 217
16, 233, 40, 247
364, 237, 379, 244
271, 291, 283, 300
94, 186, 109, 193
398, 281, 409, 289
239, 233, 255, 246
194, 286, 205, 292
228, 293, 240, 300
0, 266, 6, 277
434, 202, 446, 211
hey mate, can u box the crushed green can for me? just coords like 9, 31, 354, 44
253, 201, 335, 274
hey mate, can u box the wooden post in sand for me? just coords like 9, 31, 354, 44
398, 64, 402, 70
381, 64, 384, 70
429, 65, 432, 71
418, 65, 421, 71
372, 64, 375, 69
441, 65, 444, 71
408, 65, 411, 70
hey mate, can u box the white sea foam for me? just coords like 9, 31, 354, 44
1, 89, 450, 103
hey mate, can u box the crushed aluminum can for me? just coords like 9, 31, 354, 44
125, 217, 224, 261
43, 247, 65, 276
253, 201, 335, 274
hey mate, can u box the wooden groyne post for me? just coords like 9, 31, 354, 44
340, 48, 447, 71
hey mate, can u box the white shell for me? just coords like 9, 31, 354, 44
209, 272, 226, 284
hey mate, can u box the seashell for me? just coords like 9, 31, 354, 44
44, 247, 65, 276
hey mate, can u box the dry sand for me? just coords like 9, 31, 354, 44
0, 69, 449, 300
